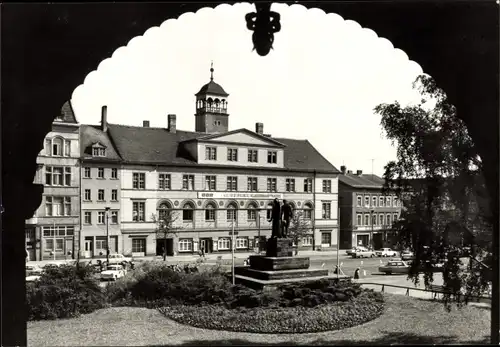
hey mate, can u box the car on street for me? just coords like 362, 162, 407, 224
26, 264, 43, 276
352, 249, 376, 258
100, 264, 127, 281
26, 274, 42, 282
401, 250, 415, 260
346, 246, 369, 256
99, 253, 132, 266
378, 260, 410, 274
375, 248, 398, 257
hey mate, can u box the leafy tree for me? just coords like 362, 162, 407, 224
151, 208, 182, 261
288, 211, 312, 255
374, 75, 492, 307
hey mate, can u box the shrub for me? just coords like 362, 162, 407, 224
27, 264, 106, 321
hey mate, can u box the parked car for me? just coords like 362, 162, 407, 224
103, 253, 132, 266
375, 248, 398, 257
352, 249, 376, 258
26, 274, 41, 282
100, 264, 127, 281
346, 246, 369, 256
379, 260, 410, 274
401, 250, 415, 260
25, 264, 43, 276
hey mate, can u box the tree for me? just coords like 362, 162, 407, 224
287, 211, 312, 255
151, 207, 182, 261
374, 74, 493, 307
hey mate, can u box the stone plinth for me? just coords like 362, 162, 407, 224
235, 267, 328, 281
235, 274, 351, 292
249, 255, 309, 271
266, 238, 293, 257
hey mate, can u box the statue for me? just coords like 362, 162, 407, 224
245, 2, 281, 56
268, 198, 282, 238
281, 199, 293, 238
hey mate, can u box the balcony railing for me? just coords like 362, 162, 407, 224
197, 106, 227, 114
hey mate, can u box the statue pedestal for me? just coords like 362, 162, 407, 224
265, 238, 293, 257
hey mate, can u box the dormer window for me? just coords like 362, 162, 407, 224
267, 151, 277, 164
91, 143, 106, 157
205, 146, 217, 160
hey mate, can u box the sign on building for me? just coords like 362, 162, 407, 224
197, 192, 283, 199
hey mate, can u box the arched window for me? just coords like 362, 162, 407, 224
372, 196, 377, 207
157, 202, 172, 221
357, 214, 362, 226
266, 202, 273, 220
379, 214, 384, 226
205, 203, 216, 221
386, 214, 392, 226
303, 203, 312, 220
52, 137, 63, 156
247, 203, 257, 221
379, 196, 385, 207
372, 214, 377, 225
227, 203, 237, 222
364, 214, 370, 225
182, 202, 194, 222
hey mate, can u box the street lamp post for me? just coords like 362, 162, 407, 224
257, 214, 262, 254
370, 210, 375, 250
105, 207, 110, 265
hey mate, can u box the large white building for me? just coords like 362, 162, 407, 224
79, 67, 341, 257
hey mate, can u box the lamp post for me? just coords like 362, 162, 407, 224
105, 207, 110, 265
370, 209, 375, 250
257, 214, 262, 254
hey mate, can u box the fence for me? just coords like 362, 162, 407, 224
359, 281, 492, 304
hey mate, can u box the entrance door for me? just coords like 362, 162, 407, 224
200, 238, 212, 254
156, 239, 174, 257
373, 233, 383, 250
84, 239, 93, 258
357, 234, 369, 248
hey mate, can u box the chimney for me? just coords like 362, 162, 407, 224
168, 114, 176, 133
255, 122, 264, 135
101, 105, 108, 132
356, 170, 363, 176
340, 165, 346, 174
143, 120, 150, 127
347, 170, 353, 174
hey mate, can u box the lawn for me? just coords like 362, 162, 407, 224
27, 294, 490, 346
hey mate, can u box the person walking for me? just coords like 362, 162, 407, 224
354, 267, 360, 280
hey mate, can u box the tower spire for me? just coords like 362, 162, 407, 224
210, 61, 214, 81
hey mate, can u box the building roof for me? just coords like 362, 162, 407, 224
105, 123, 339, 173
80, 124, 122, 161
339, 173, 385, 189
195, 80, 229, 97
56, 100, 78, 124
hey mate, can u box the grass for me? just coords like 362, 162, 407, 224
27, 293, 490, 346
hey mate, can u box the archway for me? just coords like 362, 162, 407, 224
2, 2, 498, 345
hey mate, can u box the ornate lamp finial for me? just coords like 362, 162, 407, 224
210, 61, 214, 81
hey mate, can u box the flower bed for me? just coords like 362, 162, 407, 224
159, 290, 384, 334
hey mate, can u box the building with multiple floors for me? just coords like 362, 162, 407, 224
338, 166, 402, 249
26, 101, 81, 260
78, 68, 341, 257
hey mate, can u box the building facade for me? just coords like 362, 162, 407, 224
26, 101, 81, 260
338, 167, 402, 249
78, 68, 341, 257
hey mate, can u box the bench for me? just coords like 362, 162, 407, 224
428, 284, 451, 299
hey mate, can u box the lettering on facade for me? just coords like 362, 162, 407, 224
197, 192, 284, 199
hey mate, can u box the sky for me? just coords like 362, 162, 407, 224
71, 2, 425, 177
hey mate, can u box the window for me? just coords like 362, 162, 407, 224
227, 203, 237, 222
205, 146, 217, 160
372, 196, 377, 207
111, 211, 118, 224
205, 203, 216, 221
133, 173, 146, 189
286, 178, 296, 192
111, 168, 118, 179
92, 146, 106, 157
95, 238, 108, 251
357, 214, 362, 226
84, 189, 91, 201
304, 203, 313, 219
227, 148, 238, 161
248, 149, 258, 162
98, 189, 105, 201
132, 239, 146, 253
218, 237, 231, 250
364, 196, 370, 207
386, 196, 392, 206
84, 167, 91, 178
98, 211, 106, 224
247, 177, 258, 192
42, 226, 74, 237
372, 214, 377, 226
46, 166, 71, 186
379, 214, 384, 226
357, 196, 362, 207
247, 204, 257, 221
111, 189, 118, 201
158, 202, 172, 220
393, 213, 399, 221
321, 232, 332, 246
393, 197, 398, 207
97, 168, 104, 179
132, 201, 145, 222
182, 175, 195, 190
227, 176, 238, 191
178, 239, 193, 252
236, 237, 248, 249
205, 175, 216, 191
84, 211, 92, 224
182, 203, 194, 222
364, 214, 370, 225
379, 196, 385, 207
45, 239, 64, 251
266, 203, 273, 220
322, 180, 332, 193
304, 178, 313, 193
45, 196, 71, 216
158, 173, 171, 190
267, 151, 277, 164
386, 214, 392, 226
52, 137, 63, 156
322, 202, 331, 219
302, 236, 313, 246
267, 178, 277, 192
